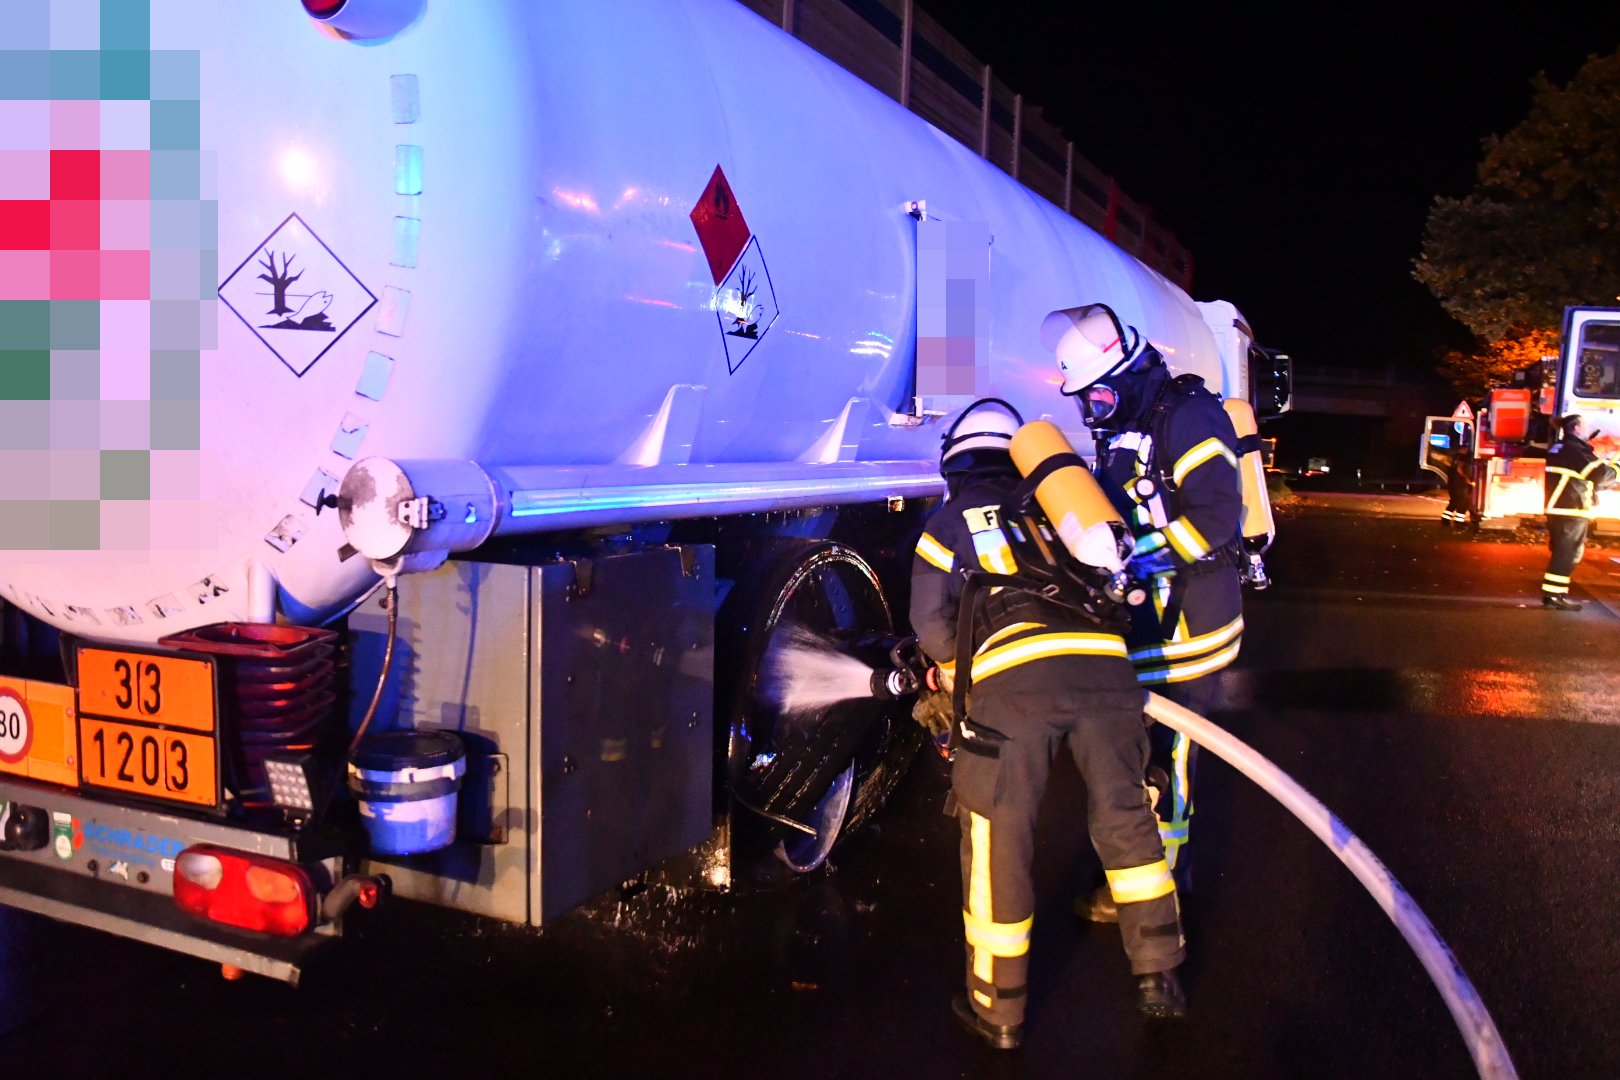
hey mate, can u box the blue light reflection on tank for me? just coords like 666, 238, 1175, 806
509, 473, 944, 518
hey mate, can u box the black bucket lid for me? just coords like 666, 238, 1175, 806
351, 730, 465, 772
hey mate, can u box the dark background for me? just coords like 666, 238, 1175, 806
921, 3, 1620, 378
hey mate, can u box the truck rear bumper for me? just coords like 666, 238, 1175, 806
0, 775, 340, 985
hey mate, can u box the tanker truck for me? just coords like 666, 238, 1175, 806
0, 0, 1289, 982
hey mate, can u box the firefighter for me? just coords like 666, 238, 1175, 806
1443, 447, 1474, 529
1041, 303, 1244, 921
910, 398, 1187, 1051
1540, 414, 1617, 611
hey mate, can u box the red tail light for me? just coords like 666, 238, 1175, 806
301, 0, 347, 13
172, 845, 315, 936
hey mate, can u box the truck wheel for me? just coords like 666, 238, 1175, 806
720, 542, 921, 877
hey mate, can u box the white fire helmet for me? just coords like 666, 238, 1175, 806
1040, 303, 1139, 395
940, 397, 1024, 467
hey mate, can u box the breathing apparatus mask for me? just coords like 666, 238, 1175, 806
1040, 303, 1154, 430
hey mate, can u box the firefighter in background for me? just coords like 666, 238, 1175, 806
1442, 446, 1474, 529
910, 398, 1186, 1050
1540, 414, 1618, 611
1041, 303, 1244, 921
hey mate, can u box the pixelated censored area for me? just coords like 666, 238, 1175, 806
0, 0, 212, 550
916, 218, 990, 400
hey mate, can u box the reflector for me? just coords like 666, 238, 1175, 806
172, 844, 314, 936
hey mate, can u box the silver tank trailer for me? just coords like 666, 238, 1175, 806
0, 0, 1245, 643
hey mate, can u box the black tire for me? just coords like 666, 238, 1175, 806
718, 541, 922, 875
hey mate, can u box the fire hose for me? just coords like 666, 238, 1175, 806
1143, 693, 1517, 1080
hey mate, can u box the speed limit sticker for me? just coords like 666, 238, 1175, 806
0, 689, 33, 764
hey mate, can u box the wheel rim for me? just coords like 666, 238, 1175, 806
728, 544, 895, 872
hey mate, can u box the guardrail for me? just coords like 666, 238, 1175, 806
737, 0, 1194, 288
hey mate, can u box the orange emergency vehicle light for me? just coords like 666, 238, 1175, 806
1486, 389, 1532, 443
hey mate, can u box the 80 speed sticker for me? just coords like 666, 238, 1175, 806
0, 689, 31, 764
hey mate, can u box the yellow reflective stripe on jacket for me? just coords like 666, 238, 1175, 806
962, 909, 1033, 958
1171, 437, 1238, 487
1129, 614, 1244, 664
1105, 859, 1176, 904
971, 631, 1128, 682
1164, 517, 1210, 560
915, 532, 954, 571
980, 621, 1045, 652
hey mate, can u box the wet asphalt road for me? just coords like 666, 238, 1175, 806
2, 492, 1619, 1079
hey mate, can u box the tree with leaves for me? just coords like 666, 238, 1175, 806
1414, 47, 1620, 390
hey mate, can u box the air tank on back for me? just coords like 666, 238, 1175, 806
0, 0, 1239, 645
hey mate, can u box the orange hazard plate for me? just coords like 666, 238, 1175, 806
76, 646, 221, 809
79, 717, 218, 808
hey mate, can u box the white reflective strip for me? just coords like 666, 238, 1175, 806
1165, 518, 1209, 561
1172, 437, 1237, 486
1171, 731, 1192, 821
1129, 615, 1243, 663
973, 633, 1128, 681
916, 533, 954, 571
1136, 638, 1243, 684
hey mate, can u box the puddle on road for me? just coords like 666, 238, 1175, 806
1220, 664, 1620, 726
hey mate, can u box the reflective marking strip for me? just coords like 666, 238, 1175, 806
1133, 530, 1168, 555
973, 990, 993, 1008
972, 632, 1128, 682
916, 532, 954, 571
980, 622, 1044, 651
969, 812, 993, 985
394, 144, 423, 195
1135, 638, 1243, 685
1171, 731, 1192, 821
1165, 518, 1209, 561
1105, 859, 1176, 904
1129, 615, 1244, 663
1172, 437, 1237, 487
972, 530, 1017, 575
1545, 573, 1571, 584
963, 910, 1033, 958
1543, 583, 1569, 594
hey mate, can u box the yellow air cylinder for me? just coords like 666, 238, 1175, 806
1222, 398, 1276, 544
1009, 420, 1124, 567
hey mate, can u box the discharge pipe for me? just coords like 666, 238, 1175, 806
1143, 693, 1517, 1080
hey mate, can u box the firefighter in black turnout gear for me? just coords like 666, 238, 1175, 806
1042, 304, 1244, 920
909, 399, 1187, 1050
1540, 414, 1618, 611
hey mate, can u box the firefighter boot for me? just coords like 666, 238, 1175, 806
951, 992, 1023, 1050
1135, 968, 1188, 1019
1543, 594, 1585, 611
1073, 883, 1119, 924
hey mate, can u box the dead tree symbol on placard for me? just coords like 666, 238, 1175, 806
723, 264, 763, 339
257, 251, 335, 331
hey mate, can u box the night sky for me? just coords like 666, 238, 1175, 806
920, 3, 1620, 376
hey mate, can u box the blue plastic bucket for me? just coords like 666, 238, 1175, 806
347, 730, 466, 856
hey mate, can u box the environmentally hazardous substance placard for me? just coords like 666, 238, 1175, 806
219, 213, 378, 377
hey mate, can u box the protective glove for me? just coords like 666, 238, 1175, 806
911, 686, 956, 738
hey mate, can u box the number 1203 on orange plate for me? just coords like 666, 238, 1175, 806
76, 646, 221, 810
